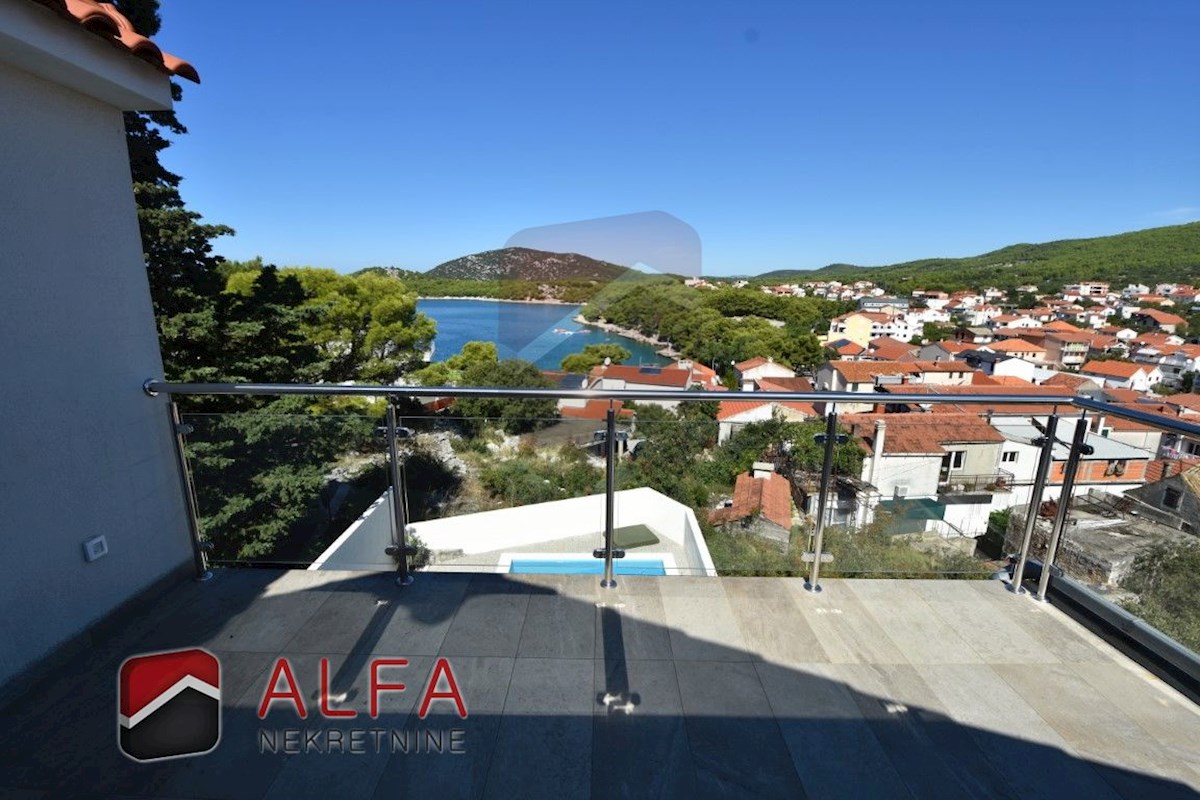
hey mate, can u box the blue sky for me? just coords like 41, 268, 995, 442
157, 1, 1199, 276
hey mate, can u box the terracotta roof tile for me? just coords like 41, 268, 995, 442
1043, 373, 1099, 391
32, 0, 199, 82
867, 337, 918, 360
1133, 308, 1187, 326
989, 339, 1046, 354
1081, 360, 1146, 380
757, 376, 814, 392
1164, 394, 1200, 413
734, 356, 770, 371
588, 364, 691, 388
560, 400, 634, 420
1145, 459, 1200, 483
843, 413, 1005, 454
716, 400, 817, 422
709, 472, 793, 530
1103, 388, 1146, 403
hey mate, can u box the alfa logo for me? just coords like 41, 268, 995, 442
118, 648, 221, 762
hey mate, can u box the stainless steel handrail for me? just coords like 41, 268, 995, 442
145, 378, 1076, 407
149, 376, 1200, 598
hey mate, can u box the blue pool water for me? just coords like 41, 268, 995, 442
509, 559, 667, 576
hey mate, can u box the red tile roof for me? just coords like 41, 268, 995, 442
1145, 458, 1200, 483
709, 472, 793, 530
1043, 373, 1100, 391
588, 364, 691, 388
560, 400, 634, 420
844, 413, 1005, 455
756, 376, 814, 392
1162, 394, 1200, 414
1043, 320, 1082, 332
735, 356, 770, 371
716, 400, 817, 422
1103, 388, 1146, 403
1133, 308, 1187, 326
32, 0, 199, 82
867, 337, 917, 360
835, 342, 866, 356
1081, 360, 1147, 380
989, 339, 1046, 354
832, 360, 970, 384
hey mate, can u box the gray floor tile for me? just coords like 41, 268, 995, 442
727, 585, 826, 666
517, 594, 596, 659
673, 660, 806, 798
995, 663, 1200, 793
592, 659, 696, 799
848, 582, 982, 665
371, 714, 500, 800
661, 595, 751, 661
595, 594, 674, 662
438, 592, 530, 658
786, 579, 909, 664
916, 663, 1122, 800
482, 658, 595, 799
755, 662, 911, 800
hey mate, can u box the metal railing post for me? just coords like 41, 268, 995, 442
805, 406, 838, 593
601, 403, 618, 588
168, 401, 212, 582
1035, 413, 1089, 602
1009, 412, 1059, 594
386, 403, 413, 587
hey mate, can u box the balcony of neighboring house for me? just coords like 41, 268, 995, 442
6, 381, 1200, 799
937, 468, 1016, 495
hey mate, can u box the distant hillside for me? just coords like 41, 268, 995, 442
756, 222, 1200, 292
426, 247, 630, 282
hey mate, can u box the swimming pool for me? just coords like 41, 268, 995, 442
509, 558, 667, 576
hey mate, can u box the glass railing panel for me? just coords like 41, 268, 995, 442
181, 409, 386, 568
394, 413, 611, 576
1046, 447, 1200, 656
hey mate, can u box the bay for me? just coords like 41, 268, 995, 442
417, 298, 670, 370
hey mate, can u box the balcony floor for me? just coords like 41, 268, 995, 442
2, 570, 1199, 799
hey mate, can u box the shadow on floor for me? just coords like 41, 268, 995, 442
0, 569, 1196, 799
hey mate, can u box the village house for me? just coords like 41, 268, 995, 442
733, 356, 795, 391
1078, 359, 1163, 393
708, 464, 795, 547
1130, 307, 1187, 334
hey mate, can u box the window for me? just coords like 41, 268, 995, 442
949, 450, 966, 470
1104, 460, 1128, 477
1164, 488, 1182, 510
1002, 451, 1018, 463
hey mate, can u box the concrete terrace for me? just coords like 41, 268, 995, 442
2, 570, 1199, 799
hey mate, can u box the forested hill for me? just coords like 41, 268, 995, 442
755, 221, 1200, 293
426, 247, 630, 282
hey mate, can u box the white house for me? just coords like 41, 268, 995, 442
733, 356, 795, 391
715, 399, 816, 444
1079, 360, 1163, 392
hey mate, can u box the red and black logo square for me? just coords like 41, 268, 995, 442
118, 648, 221, 762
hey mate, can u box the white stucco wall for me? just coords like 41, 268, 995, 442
0, 58, 192, 688
311, 487, 717, 576
863, 455, 941, 499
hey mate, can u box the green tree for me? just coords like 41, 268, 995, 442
455, 359, 557, 434
226, 267, 435, 383
412, 341, 499, 386
112, 0, 236, 383
1120, 540, 1200, 652
560, 343, 632, 373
